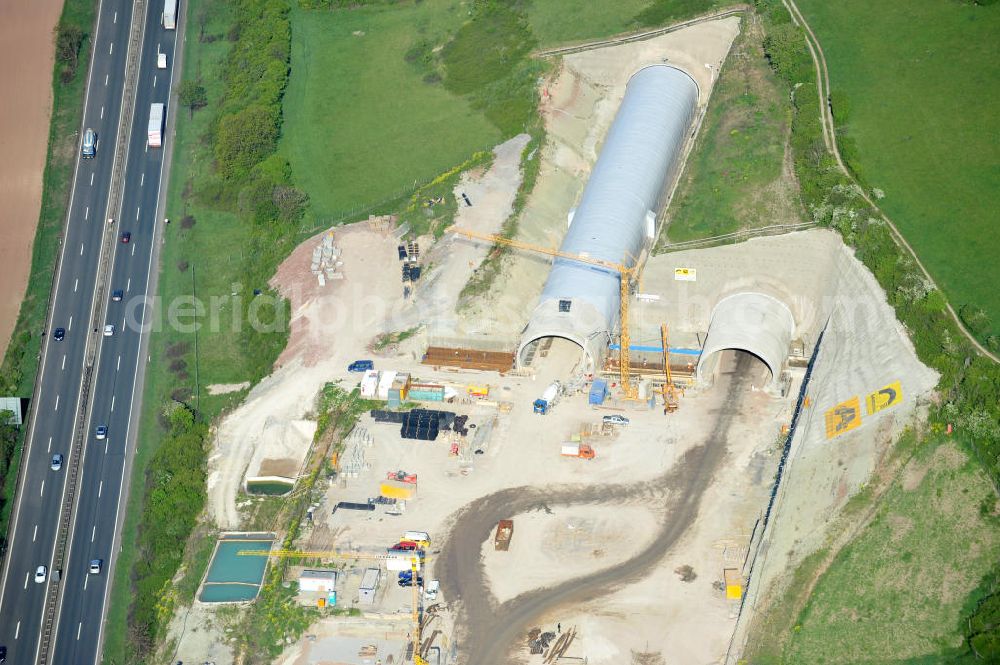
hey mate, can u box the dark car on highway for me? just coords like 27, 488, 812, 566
119, 231, 131, 244
53, 328, 65, 342
112, 289, 124, 302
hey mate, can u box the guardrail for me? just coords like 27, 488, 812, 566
37, 1, 148, 662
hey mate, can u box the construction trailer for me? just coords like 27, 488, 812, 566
359, 568, 381, 605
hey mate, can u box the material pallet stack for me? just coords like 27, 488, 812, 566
311, 232, 344, 286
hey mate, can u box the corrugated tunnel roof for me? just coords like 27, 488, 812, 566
518, 65, 700, 368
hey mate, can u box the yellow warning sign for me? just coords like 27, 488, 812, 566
825, 396, 862, 439
674, 267, 697, 282
866, 380, 902, 415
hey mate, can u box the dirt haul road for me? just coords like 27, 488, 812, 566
437, 352, 757, 664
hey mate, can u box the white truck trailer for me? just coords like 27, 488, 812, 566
147, 103, 165, 148
163, 0, 177, 29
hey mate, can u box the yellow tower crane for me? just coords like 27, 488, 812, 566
661, 323, 680, 413
449, 226, 641, 399
238, 548, 429, 665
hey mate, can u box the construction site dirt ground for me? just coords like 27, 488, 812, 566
167, 14, 934, 665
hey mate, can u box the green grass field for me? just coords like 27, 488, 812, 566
281, 1, 500, 223
526, 0, 648, 46
795, 0, 1000, 341
751, 439, 1000, 664
656, 17, 799, 246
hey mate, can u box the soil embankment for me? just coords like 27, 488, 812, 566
0, 0, 64, 358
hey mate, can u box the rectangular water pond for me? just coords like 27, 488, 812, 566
199, 532, 275, 603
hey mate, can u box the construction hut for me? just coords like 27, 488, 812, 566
298, 569, 338, 593
359, 568, 381, 605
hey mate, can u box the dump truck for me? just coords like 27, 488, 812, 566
163, 0, 177, 29
147, 103, 165, 148
494, 519, 514, 551
532, 381, 561, 414
561, 443, 595, 460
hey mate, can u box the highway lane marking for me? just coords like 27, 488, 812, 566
109, 41, 113, 55
90, 172, 94, 186
40, 480, 44, 497
100, 105, 104, 119
132, 244, 136, 256
85, 205, 89, 219
47, 436, 52, 453
113, 10, 117, 22
74, 278, 79, 292
136, 206, 140, 220
33, 525, 37, 542
145, 142, 148, 153
140, 172, 144, 186
84, 574, 88, 590
126, 277, 131, 291
15, 620, 19, 638
0, 0, 116, 640
80, 242, 85, 255
54, 395, 59, 412
105, 73, 109, 86
98, 481, 103, 497
117, 355, 121, 371
23, 572, 28, 589
62, 355, 66, 370
153, 75, 157, 88
68, 315, 73, 331
77, 622, 82, 640
92, 526, 96, 542
111, 395, 115, 412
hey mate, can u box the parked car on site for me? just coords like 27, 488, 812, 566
391, 540, 420, 552
34, 566, 47, 583
602, 414, 630, 426
95, 425, 108, 440
348, 360, 374, 373
53, 328, 65, 342
50, 454, 63, 471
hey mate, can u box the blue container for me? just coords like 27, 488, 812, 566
589, 378, 608, 405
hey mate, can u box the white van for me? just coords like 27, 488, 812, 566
81, 128, 97, 159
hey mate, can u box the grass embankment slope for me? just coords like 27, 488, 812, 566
0, 0, 95, 547
795, 0, 1000, 345
656, 14, 798, 246
751, 435, 1000, 664
105, 0, 295, 659
281, 1, 499, 223
741, 0, 1000, 660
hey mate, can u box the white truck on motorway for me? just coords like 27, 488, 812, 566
163, 0, 177, 29
147, 103, 165, 148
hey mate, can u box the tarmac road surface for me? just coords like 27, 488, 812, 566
0, 0, 179, 662
437, 352, 755, 664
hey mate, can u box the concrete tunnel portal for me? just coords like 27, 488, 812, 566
696, 292, 795, 391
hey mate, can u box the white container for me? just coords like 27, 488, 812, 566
360, 370, 379, 398
376, 370, 397, 400
402, 530, 430, 545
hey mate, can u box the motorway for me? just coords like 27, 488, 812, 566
0, 0, 178, 662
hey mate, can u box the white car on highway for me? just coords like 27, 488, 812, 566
34, 566, 47, 584
103, 324, 115, 337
